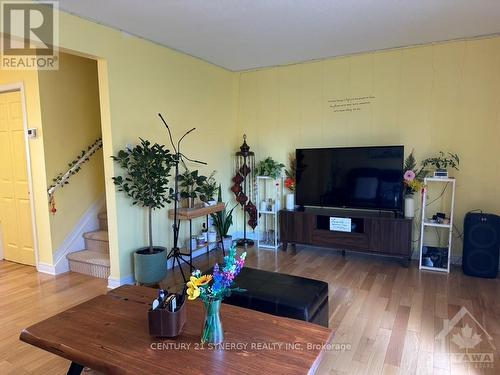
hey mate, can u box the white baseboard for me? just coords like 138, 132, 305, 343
37, 261, 56, 275
231, 230, 260, 241
410, 251, 500, 269
0, 225, 4, 261
107, 274, 135, 289
49, 194, 106, 275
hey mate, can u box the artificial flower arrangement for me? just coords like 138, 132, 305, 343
186, 247, 246, 344
186, 247, 246, 301
284, 152, 296, 192
284, 177, 295, 191
403, 150, 427, 195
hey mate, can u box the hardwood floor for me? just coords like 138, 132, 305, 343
2, 245, 500, 374
0, 261, 107, 374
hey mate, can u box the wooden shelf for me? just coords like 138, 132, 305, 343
423, 221, 451, 229
425, 177, 456, 182
168, 202, 225, 220
419, 265, 449, 273
182, 241, 219, 253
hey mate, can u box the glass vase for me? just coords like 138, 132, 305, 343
201, 299, 224, 344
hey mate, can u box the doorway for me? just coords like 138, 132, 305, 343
0, 88, 36, 266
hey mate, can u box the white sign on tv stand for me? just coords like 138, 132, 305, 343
329, 217, 352, 232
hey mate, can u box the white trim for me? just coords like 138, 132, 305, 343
0, 224, 4, 260
232, 230, 279, 251
231, 230, 259, 241
107, 274, 135, 289
37, 262, 56, 275
450, 255, 461, 266
52, 194, 106, 275
0, 83, 40, 269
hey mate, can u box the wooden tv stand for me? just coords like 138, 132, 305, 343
279, 208, 413, 265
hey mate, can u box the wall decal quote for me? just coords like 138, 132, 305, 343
328, 95, 375, 113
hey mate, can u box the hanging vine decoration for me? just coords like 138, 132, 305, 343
47, 138, 103, 214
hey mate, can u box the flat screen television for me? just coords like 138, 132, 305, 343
295, 146, 404, 212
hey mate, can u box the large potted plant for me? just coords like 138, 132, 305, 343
112, 139, 175, 284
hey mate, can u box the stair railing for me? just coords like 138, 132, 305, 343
47, 138, 103, 213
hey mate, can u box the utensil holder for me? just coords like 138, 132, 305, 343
148, 300, 187, 337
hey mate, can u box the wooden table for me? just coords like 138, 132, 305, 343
20, 285, 333, 375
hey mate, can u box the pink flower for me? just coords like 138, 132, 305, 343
404, 170, 416, 181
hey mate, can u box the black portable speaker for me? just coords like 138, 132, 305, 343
462, 212, 500, 278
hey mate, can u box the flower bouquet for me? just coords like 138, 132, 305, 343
285, 153, 296, 210
186, 247, 246, 344
403, 150, 427, 196
403, 150, 428, 218
284, 177, 295, 191
284, 152, 296, 192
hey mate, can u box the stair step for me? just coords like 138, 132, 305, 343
67, 250, 110, 279
98, 212, 107, 230
83, 230, 109, 253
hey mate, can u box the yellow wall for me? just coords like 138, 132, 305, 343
55, 11, 238, 279
38, 52, 105, 252
236, 37, 500, 256
4, 6, 499, 276
0, 68, 53, 264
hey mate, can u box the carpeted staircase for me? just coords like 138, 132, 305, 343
66, 212, 110, 279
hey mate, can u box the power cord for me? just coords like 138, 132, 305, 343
412, 183, 462, 244
450, 209, 483, 241
426, 182, 449, 207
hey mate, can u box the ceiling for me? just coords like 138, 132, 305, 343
57, 0, 500, 71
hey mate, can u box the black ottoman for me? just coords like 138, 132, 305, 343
222, 267, 329, 327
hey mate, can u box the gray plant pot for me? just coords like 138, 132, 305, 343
134, 246, 167, 284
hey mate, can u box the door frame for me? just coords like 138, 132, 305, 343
0, 82, 39, 268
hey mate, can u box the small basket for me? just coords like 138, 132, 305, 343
148, 300, 187, 337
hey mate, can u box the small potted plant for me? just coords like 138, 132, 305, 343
284, 152, 296, 210
112, 139, 175, 284
403, 150, 427, 218
255, 157, 285, 179
198, 170, 218, 206
177, 169, 206, 208
211, 185, 236, 251
422, 151, 460, 178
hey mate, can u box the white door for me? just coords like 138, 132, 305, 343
0, 90, 35, 266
